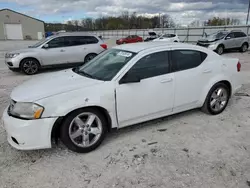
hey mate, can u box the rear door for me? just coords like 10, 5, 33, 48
171, 49, 210, 112
234, 32, 247, 48
224, 33, 236, 49
65, 36, 100, 63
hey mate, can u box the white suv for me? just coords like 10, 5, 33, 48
5, 33, 107, 75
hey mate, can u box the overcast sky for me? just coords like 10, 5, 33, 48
0, 0, 249, 25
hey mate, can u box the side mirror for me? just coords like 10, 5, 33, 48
119, 73, 141, 84
226, 36, 231, 40
43, 44, 49, 49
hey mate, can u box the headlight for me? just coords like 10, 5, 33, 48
9, 102, 44, 119
5, 53, 20, 58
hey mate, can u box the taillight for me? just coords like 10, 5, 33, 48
100, 44, 107, 49
237, 61, 241, 72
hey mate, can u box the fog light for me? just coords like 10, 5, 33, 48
7, 62, 13, 66
11, 137, 19, 145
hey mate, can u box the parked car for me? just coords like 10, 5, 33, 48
144, 31, 158, 42
153, 33, 180, 42
116, 35, 143, 45
197, 30, 249, 55
5, 33, 107, 75
2, 42, 242, 153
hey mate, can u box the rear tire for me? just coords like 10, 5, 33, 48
60, 108, 107, 153
20, 58, 40, 75
240, 43, 248, 52
84, 53, 97, 64
216, 45, 224, 55
201, 83, 230, 115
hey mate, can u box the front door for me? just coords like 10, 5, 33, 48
40, 37, 71, 65
116, 50, 175, 127
224, 33, 236, 49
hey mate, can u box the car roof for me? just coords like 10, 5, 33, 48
113, 42, 199, 53
54, 32, 98, 37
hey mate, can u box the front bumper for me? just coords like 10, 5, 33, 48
116, 41, 123, 45
5, 57, 21, 68
197, 43, 218, 51
2, 108, 57, 150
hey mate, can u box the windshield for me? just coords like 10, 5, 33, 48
29, 36, 54, 48
207, 31, 228, 40
73, 49, 136, 81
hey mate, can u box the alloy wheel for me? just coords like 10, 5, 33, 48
69, 112, 102, 148
217, 46, 223, 55
85, 54, 96, 63
209, 87, 228, 112
242, 44, 247, 52
23, 60, 38, 74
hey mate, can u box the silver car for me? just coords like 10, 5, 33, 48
5, 33, 107, 75
197, 30, 249, 55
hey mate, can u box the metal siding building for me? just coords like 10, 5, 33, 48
0, 9, 45, 40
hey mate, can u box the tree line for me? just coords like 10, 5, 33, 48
45, 12, 241, 32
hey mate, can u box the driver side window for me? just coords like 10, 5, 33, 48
126, 51, 170, 80
226, 33, 234, 39
47, 37, 68, 48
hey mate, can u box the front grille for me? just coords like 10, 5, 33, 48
197, 43, 210, 47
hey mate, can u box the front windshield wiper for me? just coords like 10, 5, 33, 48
73, 68, 103, 80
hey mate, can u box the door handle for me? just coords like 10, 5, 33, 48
60, 49, 65, 52
160, 78, 173, 83
203, 69, 212, 73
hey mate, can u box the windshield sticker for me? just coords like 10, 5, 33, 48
117, 51, 132, 57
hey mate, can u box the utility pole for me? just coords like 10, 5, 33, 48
159, 13, 161, 28
247, 0, 250, 25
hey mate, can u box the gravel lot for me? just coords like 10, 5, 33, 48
1, 40, 250, 188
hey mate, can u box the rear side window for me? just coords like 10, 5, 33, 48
84, 36, 99, 44
64, 36, 99, 46
234, 32, 247, 38
128, 51, 169, 80
171, 50, 207, 72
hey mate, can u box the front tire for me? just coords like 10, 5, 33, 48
216, 45, 224, 55
202, 83, 230, 115
60, 108, 107, 153
20, 58, 40, 75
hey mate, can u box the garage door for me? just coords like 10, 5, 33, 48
4, 24, 23, 40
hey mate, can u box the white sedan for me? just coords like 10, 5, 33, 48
153, 34, 180, 42
2, 42, 242, 153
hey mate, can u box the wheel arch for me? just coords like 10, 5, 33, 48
218, 43, 225, 49
242, 41, 249, 48
19, 57, 41, 68
84, 53, 98, 62
199, 78, 232, 107
51, 106, 113, 142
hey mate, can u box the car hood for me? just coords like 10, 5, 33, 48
198, 37, 222, 43
153, 38, 171, 41
8, 48, 40, 54
11, 69, 104, 102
